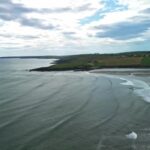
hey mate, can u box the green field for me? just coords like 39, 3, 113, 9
142, 57, 150, 66
31, 52, 150, 71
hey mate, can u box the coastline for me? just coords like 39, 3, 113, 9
1, 58, 150, 150
29, 52, 150, 72
30, 66, 150, 72
90, 68, 150, 76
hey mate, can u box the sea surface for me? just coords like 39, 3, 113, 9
0, 59, 150, 150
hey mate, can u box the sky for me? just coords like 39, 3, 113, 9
0, 0, 150, 56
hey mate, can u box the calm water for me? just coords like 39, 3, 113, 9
0, 59, 150, 150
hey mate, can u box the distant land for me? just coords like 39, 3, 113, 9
0, 56, 61, 59
29, 51, 150, 71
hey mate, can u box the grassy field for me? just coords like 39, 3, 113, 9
31, 52, 150, 71
142, 57, 150, 66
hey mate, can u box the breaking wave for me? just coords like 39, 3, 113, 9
120, 77, 150, 103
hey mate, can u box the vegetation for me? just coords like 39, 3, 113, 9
141, 56, 150, 66
30, 51, 150, 71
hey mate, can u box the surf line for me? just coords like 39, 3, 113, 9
119, 77, 150, 103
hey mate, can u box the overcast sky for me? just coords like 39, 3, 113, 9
0, 0, 150, 56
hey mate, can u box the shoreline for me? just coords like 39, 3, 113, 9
29, 52, 150, 72
30, 67, 150, 76
30, 66, 150, 73
90, 68, 150, 76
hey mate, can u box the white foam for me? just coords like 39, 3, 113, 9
93, 73, 150, 103
121, 79, 134, 86
135, 88, 150, 103
126, 132, 137, 140
119, 77, 150, 103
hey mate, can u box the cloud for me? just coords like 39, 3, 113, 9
87, 2, 150, 41
95, 19, 150, 40
0, 0, 103, 30
0, 0, 58, 30
0, 33, 38, 39
141, 8, 150, 14
40, 3, 94, 13
0, 0, 150, 56
62, 31, 77, 39
0, 0, 35, 20
19, 18, 57, 30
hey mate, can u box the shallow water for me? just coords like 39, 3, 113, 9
0, 59, 150, 150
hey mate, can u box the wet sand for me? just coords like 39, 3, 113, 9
91, 68, 150, 76
0, 59, 150, 150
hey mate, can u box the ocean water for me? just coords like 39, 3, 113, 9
0, 59, 150, 150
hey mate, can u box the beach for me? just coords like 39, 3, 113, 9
0, 59, 150, 150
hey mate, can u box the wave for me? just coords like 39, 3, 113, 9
120, 77, 150, 103
120, 78, 134, 86
98, 74, 150, 103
